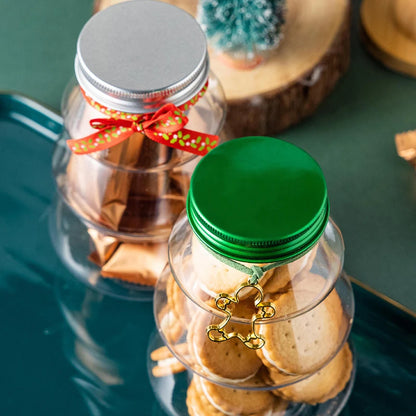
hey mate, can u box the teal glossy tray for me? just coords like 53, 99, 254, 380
0, 93, 414, 415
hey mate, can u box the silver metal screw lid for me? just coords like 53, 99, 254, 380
75, 0, 209, 113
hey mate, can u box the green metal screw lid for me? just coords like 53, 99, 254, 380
187, 136, 329, 263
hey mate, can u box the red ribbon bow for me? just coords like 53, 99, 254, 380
67, 82, 219, 156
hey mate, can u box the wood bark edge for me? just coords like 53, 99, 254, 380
225, 2, 351, 137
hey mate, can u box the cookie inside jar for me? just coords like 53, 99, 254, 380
152, 137, 356, 413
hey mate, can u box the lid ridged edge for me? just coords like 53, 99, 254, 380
75, 1, 209, 113
186, 137, 330, 263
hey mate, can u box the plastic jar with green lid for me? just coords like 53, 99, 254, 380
150, 136, 355, 416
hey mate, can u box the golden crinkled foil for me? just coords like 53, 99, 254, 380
395, 130, 416, 167
66, 132, 145, 230
88, 229, 120, 266
88, 229, 168, 286
100, 242, 168, 286
66, 104, 191, 284
67, 130, 190, 233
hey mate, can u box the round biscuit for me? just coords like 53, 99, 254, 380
273, 343, 353, 405
198, 375, 275, 415
291, 271, 332, 300
158, 304, 184, 344
259, 289, 344, 374
291, 272, 346, 330
185, 379, 197, 416
167, 272, 192, 325
262, 265, 293, 295
191, 235, 273, 297
263, 244, 318, 295
186, 378, 223, 416
187, 310, 262, 382
258, 361, 305, 388
271, 397, 289, 415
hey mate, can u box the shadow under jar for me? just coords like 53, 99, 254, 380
51, 0, 226, 300
150, 137, 356, 415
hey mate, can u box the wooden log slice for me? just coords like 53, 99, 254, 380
210, 0, 351, 137
94, 0, 350, 137
361, 0, 416, 78
94, 0, 197, 16
93, 0, 125, 14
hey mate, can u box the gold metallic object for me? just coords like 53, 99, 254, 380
206, 282, 276, 350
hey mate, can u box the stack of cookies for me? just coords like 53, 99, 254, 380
152, 235, 354, 415
187, 375, 288, 416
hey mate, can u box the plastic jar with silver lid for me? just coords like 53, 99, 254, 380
150, 137, 355, 415
50, 0, 227, 300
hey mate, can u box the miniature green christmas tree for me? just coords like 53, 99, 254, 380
198, 0, 286, 68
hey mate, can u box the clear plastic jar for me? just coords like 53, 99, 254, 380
150, 137, 356, 415
55, 71, 226, 237
50, 1, 226, 299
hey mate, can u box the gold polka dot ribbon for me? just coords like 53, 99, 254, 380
66, 81, 219, 156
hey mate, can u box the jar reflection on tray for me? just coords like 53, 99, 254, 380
50, 0, 226, 298
55, 269, 157, 414
149, 137, 356, 415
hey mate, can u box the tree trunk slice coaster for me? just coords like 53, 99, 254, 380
361, 0, 416, 78
209, 0, 351, 137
